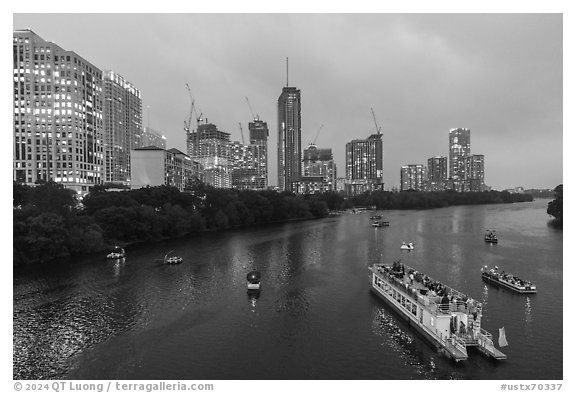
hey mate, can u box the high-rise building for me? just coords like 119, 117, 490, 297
448, 128, 471, 191
300, 144, 337, 193
277, 86, 301, 192
102, 70, 142, 185
13, 29, 104, 194
400, 164, 426, 191
249, 118, 269, 189
142, 126, 166, 149
193, 123, 231, 188
427, 156, 448, 191
345, 133, 383, 195
466, 154, 485, 192
230, 141, 258, 190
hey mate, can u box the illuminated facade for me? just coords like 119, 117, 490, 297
300, 144, 337, 193
102, 70, 142, 185
448, 128, 471, 191
466, 154, 485, 192
248, 119, 269, 189
345, 133, 383, 195
277, 87, 301, 192
13, 29, 104, 194
427, 156, 448, 191
400, 164, 426, 191
193, 123, 231, 188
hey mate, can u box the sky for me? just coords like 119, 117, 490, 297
9, 12, 563, 190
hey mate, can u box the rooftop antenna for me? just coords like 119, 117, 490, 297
286, 57, 289, 87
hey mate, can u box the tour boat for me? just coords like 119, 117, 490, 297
369, 261, 507, 362
372, 220, 390, 228
106, 247, 125, 259
162, 250, 183, 265
400, 242, 414, 250
247, 270, 261, 291
481, 266, 536, 294
484, 230, 498, 243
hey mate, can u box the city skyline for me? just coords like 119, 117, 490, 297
10, 13, 563, 190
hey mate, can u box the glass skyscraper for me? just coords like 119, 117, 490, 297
277, 86, 301, 192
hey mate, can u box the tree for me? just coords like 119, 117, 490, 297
26, 181, 78, 215
547, 184, 562, 226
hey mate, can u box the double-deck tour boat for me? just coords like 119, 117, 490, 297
481, 266, 536, 294
370, 261, 507, 362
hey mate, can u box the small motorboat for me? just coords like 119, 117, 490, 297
247, 270, 261, 290
106, 246, 125, 259
485, 230, 498, 243
400, 242, 414, 250
372, 220, 390, 227
370, 215, 383, 220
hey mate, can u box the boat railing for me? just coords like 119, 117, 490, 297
478, 327, 493, 341
373, 265, 479, 316
453, 335, 468, 354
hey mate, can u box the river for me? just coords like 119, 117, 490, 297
13, 199, 563, 380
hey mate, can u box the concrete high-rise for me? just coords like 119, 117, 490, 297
466, 154, 485, 192
301, 144, 337, 193
345, 133, 383, 195
142, 126, 166, 149
400, 164, 425, 191
102, 70, 142, 185
249, 118, 269, 189
13, 29, 104, 194
194, 123, 231, 188
427, 156, 448, 191
277, 86, 301, 192
448, 128, 471, 191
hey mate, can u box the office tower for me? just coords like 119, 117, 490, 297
277, 86, 301, 192
131, 146, 202, 191
345, 133, 383, 195
103, 71, 142, 185
466, 154, 485, 192
427, 156, 448, 191
13, 29, 104, 194
194, 123, 231, 188
142, 126, 166, 149
448, 128, 471, 191
249, 118, 269, 189
400, 164, 426, 191
301, 144, 337, 193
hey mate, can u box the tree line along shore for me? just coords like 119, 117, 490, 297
13, 181, 542, 265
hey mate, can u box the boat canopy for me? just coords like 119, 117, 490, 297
247, 271, 261, 282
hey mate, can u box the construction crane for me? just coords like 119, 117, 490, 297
245, 96, 259, 121
238, 122, 245, 145
311, 124, 324, 145
371, 107, 382, 134
184, 83, 194, 134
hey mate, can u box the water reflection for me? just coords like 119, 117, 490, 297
524, 297, 533, 338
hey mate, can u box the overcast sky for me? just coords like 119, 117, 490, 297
11, 13, 563, 190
